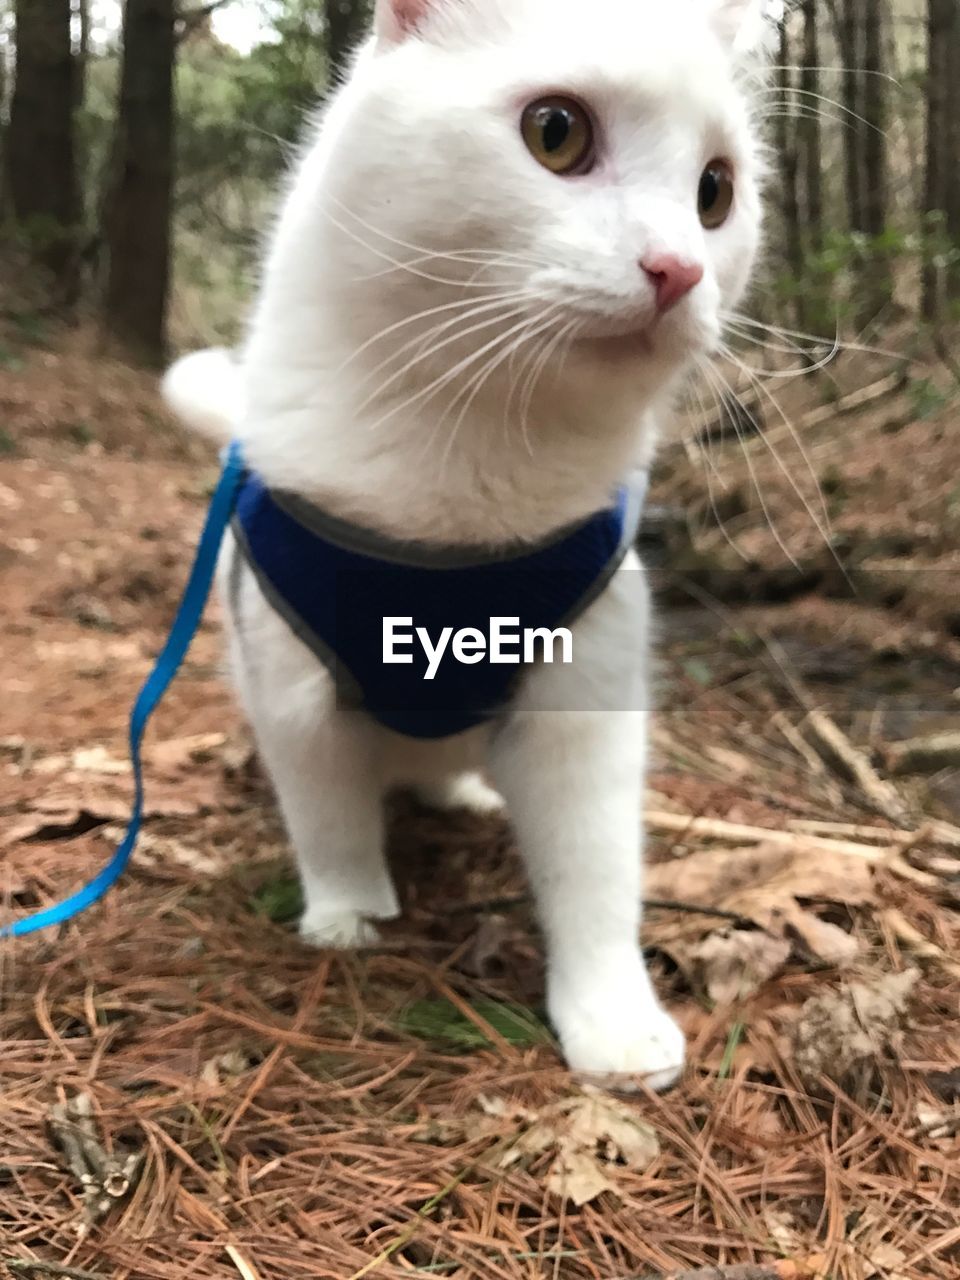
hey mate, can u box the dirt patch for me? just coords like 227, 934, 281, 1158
1, 331, 958, 1279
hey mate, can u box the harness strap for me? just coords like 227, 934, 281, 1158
0, 441, 246, 939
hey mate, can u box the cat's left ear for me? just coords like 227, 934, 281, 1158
707, 0, 784, 58
373, 0, 437, 42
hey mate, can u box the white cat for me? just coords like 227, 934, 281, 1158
164, 0, 775, 1089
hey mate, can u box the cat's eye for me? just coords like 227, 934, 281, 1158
698, 160, 734, 228
521, 97, 595, 176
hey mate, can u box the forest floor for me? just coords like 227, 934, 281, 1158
1, 316, 959, 1280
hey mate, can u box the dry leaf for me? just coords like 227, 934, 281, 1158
489, 1086, 659, 1206
691, 930, 791, 1004
103, 826, 227, 876
72, 745, 131, 775
864, 1242, 908, 1280
146, 732, 227, 773
781, 908, 859, 967
645, 843, 866, 974
792, 969, 920, 1082
3, 783, 217, 846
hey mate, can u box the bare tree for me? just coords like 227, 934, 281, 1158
6, 0, 80, 298
800, 0, 824, 251
829, 0, 865, 232
776, 20, 805, 323
860, 0, 888, 239
922, 0, 960, 316
101, 0, 175, 364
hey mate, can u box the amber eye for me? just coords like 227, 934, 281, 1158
698, 160, 735, 228
521, 96, 595, 176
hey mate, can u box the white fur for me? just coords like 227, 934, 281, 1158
165, 0, 774, 1088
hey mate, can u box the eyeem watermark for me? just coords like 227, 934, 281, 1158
383, 616, 573, 681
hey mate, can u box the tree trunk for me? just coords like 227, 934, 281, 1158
325, 0, 368, 88
776, 22, 805, 324
832, 0, 866, 232
922, 0, 960, 316
860, 0, 891, 318
6, 0, 80, 298
861, 0, 887, 238
800, 0, 824, 252
943, 1, 960, 297
101, 0, 175, 366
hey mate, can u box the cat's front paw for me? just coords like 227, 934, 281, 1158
553, 992, 685, 1092
299, 907, 381, 949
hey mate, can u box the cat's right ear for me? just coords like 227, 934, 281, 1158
373, 0, 435, 42
706, 0, 784, 58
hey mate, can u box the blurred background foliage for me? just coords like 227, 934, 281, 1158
0, 0, 957, 364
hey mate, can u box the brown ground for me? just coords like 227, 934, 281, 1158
1, 320, 958, 1280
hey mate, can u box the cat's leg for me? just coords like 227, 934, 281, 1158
225, 547, 399, 947
412, 772, 505, 816
489, 562, 684, 1089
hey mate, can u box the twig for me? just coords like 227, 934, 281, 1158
644, 810, 936, 888
643, 899, 758, 929
758, 370, 908, 448
450, 893, 759, 930
886, 732, 960, 777
652, 1268, 791, 1280
224, 1245, 263, 1280
802, 707, 906, 821
47, 1094, 143, 1229
5, 1261, 107, 1280
882, 909, 960, 980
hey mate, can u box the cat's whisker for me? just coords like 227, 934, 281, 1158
363, 307, 563, 435
517, 320, 577, 455
437, 308, 567, 479
718, 347, 833, 523
336, 290, 534, 375
687, 361, 753, 564
758, 85, 891, 137
699, 360, 801, 571
762, 63, 899, 84
354, 300, 537, 417
719, 331, 840, 379
350, 292, 537, 396
358, 249, 552, 284
722, 311, 905, 362
760, 105, 861, 135
709, 352, 845, 573
721, 322, 834, 363
321, 206, 518, 289
327, 192, 554, 275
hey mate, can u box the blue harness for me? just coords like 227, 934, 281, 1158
232, 470, 642, 740
2, 443, 641, 938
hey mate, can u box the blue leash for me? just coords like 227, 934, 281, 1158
1, 441, 246, 939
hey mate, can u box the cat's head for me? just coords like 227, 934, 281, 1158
312, 0, 776, 414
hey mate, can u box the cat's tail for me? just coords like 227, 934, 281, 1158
162, 348, 241, 444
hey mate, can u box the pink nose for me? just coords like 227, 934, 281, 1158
642, 254, 704, 313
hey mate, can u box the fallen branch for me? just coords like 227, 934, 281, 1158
654, 1266, 795, 1280
450, 892, 759, 929
760, 370, 908, 448
47, 1094, 143, 1231
886, 731, 960, 777
882, 909, 960, 979
802, 707, 906, 821
5, 1262, 106, 1280
644, 810, 937, 888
